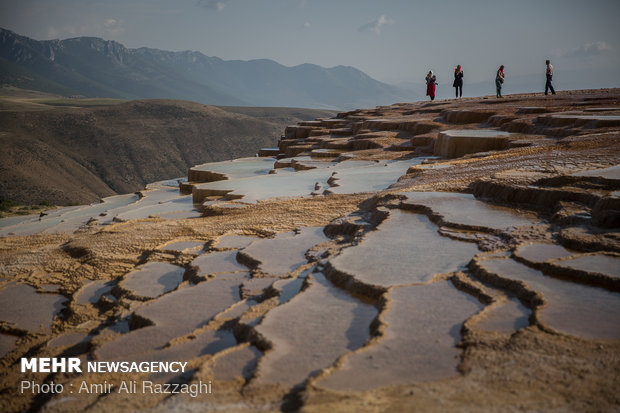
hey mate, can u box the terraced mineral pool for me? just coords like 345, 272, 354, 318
96, 278, 242, 360
316, 280, 483, 391
212, 344, 262, 381
289, 156, 337, 170
0, 184, 201, 236
310, 148, 346, 157
0, 213, 77, 237
572, 165, 620, 180
192, 250, 249, 276
213, 235, 259, 249
102, 186, 181, 217
241, 277, 277, 298
326, 159, 425, 195
193, 167, 328, 203
149, 178, 186, 188
39, 284, 61, 292
285, 158, 378, 172
443, 129, 511, 137
514, 243, 574, 264
582, 107, 619, 112
159, 241, 206, 253
273, 277, 306, 304
552, 254, 620, 279
0, 283, 66, 331
475, 296, 530, 334
114, 193, 197, 221
238, 227, 328, 276
0, 193, 139, 236
549, 114, 620, 121
193, 158, 423, 204
47, 332, 90, 349
74, 280, 115, 305
96, 329, 237, 383
120, 262, 186, 299
538, 113, 620, 129
477, 257, 620, 339
215, 299, 258, 321
190, 157, 276, 179
254, 272, 377, 386
142, 329, 237, 378
290, 158, 377, 171
330, 210, 479, 288
401, 192, 540, 231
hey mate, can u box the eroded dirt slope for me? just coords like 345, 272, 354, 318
0, 96, 335, 205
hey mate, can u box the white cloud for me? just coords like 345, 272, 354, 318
358, 15, 394, 35
103, 18, 124, 36
303, 21, 311, 29
198, 0, 229, 12
562, 41, 612, 58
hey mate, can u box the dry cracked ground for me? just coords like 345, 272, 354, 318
1, 89, 619, 412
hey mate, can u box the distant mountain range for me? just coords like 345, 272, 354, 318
0, 28, 412, 109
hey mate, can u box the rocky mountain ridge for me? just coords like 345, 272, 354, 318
0, 28, 410, 109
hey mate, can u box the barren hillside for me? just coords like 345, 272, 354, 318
0, 93, 335, 205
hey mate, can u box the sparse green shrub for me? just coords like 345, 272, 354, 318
0, 199, 18, 211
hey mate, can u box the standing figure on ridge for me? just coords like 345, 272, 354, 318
495, 65, 505, 98
426, 70, 437, 101
545, 59, 556, 96
453, 65, 464, 98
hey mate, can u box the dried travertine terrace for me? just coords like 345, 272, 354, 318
1, 90, 619, 413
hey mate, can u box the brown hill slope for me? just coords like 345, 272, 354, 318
0, 94, 335, 205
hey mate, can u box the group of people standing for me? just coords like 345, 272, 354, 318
425, 60, 556, 100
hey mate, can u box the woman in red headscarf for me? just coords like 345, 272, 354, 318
425, 70, 437, 101
453, 65, 463, 98
495, 65, 505, 98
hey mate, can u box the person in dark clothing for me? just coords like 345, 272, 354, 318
545, 59, 556, 95
453, 65, 463, 98
425, 70, 437, 101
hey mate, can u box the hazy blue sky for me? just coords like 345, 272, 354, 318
1, 0, 619, 88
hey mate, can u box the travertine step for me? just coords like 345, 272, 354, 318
440, 109, 497, 123
258, 147, 280, 157
434, 129, 511, 158
254, 272, 377, 386
316, 280, 483, 390
471, 255, 620, 340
